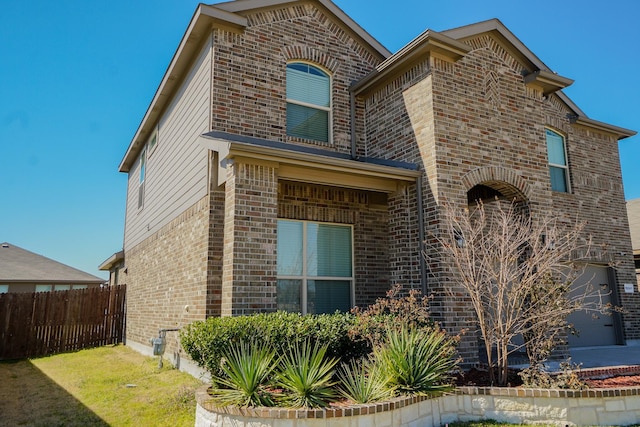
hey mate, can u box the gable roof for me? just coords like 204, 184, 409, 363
0, 243, 104, 284
119, 0, 390, 173
628, 199, 640, 252
354, 18, 635, 140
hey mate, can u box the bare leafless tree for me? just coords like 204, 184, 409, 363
429, 199, 609, 386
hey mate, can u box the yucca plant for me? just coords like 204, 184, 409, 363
209, 341, 278, 407
276, 340, 338, 408
336, 357, 393, 404
373, 326, 457, 396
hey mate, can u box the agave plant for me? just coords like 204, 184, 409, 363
209, 340, 277, 407
276, 339, 338, 408
373, 326, 457, 396
336, 357, 393, 404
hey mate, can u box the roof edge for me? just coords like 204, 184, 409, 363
573, 117, 636, 140
214, 0, 391, 58
441, 18, 588, 118
352, 29, 471, 95
98, 250, 125, 271
119, 4, 248, 173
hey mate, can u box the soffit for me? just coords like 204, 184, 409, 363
352, 29, 472, 96
98, 251, 125, 271
119, 0, 390, 173
441, 19, 585, 113
214, 0, 391, 59
119, 5, 247, 173
443, 19, 636, 140
200, 132, 420, 193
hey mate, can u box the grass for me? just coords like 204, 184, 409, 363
0, 344, 203, 427
448, 422, 640, 427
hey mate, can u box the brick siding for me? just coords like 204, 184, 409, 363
124, 197, 210, 358
123, 2, 638, 368
359, 33, 638, 360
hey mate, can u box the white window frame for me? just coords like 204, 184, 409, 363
276, 219, 354, 314
148, 127, 158, 157
286, 61, 332, 144
138, 146, 147, 209
545, 128, 570, 193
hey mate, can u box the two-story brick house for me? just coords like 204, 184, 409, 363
628, 199, 640, 287
115, 0, 638, 367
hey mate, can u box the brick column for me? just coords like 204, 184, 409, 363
387, 184, 421, 289
221, 160, 278, 316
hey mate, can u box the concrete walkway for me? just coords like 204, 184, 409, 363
569, 345, 640, 369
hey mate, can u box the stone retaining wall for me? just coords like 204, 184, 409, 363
195, 385, 640, 427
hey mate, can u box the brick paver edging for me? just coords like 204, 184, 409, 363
196, 383, 640, 420
575, 364, 640, 379
196, 385, 433, 419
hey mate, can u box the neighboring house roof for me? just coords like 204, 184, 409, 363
0, 242, 104, 284
627, 199, 640, 253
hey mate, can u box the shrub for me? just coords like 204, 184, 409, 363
276, 340, 338, 408
337, 357, 392, 404
209, 341, 277, 407
519, 359, 587, 390
373, 326, 457, 396
350, 284, 435, 347
180, 311, 367, 379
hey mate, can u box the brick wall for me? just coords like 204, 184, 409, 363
278, 180, 391, 308
221, 161, 279, 316
359, 32, 639, 358
124, 197, 210, 357
210, 4, 381, 154
206, 165, 225, 318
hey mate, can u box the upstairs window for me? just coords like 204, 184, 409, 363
148, 129, 158, 156
277, 220, 353, 314
286, 63, 331, 143
138, 147, 146, 209
546, 129, 569, 193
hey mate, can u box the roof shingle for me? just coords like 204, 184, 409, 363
0, 243, 104, 283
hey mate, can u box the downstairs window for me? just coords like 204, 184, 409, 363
276, 219, 353, 314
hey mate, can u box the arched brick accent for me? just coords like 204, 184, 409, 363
281, 45, 340, 73
461, 166, 531, 202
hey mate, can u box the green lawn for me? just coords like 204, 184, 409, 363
0, 345, 203, 427
2, 348, 636, 427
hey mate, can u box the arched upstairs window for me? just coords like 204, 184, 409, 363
545, 128, 570, 193
286, 62, 331, 143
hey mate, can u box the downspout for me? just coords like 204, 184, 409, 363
416, 174, 428, 295
350, 88, 357, 159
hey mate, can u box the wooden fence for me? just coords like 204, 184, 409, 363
0, 285, 126, 360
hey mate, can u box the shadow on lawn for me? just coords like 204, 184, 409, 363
0, 358, 108, 427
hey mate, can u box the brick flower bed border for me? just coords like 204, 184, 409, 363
576, 365, 640, 379
195, 383, 640, 426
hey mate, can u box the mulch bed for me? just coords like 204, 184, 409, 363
454, 368, 523, 387
455, 367, 640, 389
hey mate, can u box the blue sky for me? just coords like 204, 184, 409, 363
1, 0, 638, 279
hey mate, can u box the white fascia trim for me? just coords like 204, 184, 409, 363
214, 0, 391, 58
119, 5, 247, 172
199, 136, 421, 188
